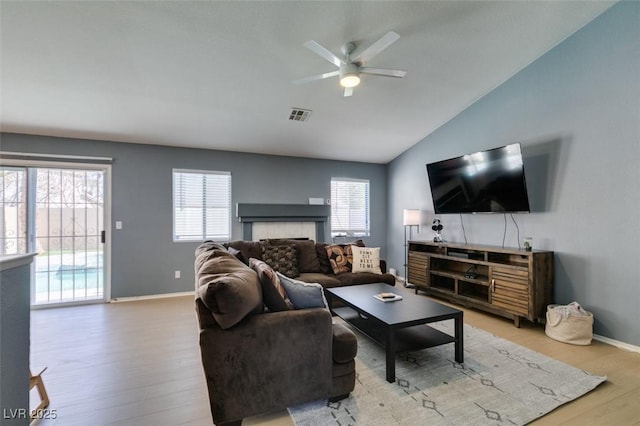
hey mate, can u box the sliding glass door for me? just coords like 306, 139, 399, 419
0, 164, 109, 306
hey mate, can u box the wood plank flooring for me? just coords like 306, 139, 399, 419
30, 295, 640, 425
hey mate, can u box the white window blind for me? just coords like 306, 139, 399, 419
173, 170, 231, 242
331, 178, 370, 237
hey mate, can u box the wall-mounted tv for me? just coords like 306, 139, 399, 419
426, 143, 531, 214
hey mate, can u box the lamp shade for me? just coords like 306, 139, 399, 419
403, 209, 421, 226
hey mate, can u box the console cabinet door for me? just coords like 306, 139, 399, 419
491, 266, 529, 317
408, 252, 429, 287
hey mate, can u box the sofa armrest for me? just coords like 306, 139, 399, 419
379, 259, 387, 274
198, 306, 333, 423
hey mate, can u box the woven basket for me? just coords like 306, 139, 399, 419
545, 303, 593, 345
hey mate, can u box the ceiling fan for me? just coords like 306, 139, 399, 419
293, 31, 406, 97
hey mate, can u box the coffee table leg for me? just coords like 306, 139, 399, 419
386, 328, 396, 383
455, 314, 464, 363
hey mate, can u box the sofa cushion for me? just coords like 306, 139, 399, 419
268, 239, 320, 273
350, 246, 382, 274
315, 243, 332, 275
325, 244, 354, 274
249, 258, 293, 312
297, 272, 342, 289
225, 240, 266, 262
195, 247, 263, 330
335, 271, 396, 287
332, 321, 358, 363
228, 246, 249, 265
262, 245, 299, 278
277, 272, 328, 309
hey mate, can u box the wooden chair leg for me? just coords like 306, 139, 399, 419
29, 368, 50, 420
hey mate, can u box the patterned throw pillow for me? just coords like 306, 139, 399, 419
351, 245, 382, 274
325, 244, 354, 275
317, 240, 364, 275
249, 258, 293, 311
262, 245, 300, 278
267, 239, 320, 273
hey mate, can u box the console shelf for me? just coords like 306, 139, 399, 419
408, 241, 554, 327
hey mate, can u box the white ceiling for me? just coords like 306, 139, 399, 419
0, 1, 614, 164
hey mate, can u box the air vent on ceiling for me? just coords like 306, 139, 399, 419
289, 108, 312, 122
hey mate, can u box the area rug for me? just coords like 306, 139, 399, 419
289, 319, 606, 425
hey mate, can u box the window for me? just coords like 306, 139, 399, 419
173, 170, 231, 242
0, 167, 27, 255
330, 178, 370, 237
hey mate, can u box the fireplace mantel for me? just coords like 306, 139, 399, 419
236, 203, 330, 241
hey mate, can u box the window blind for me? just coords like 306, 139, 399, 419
173, 170, 231, 242
330, 178, 370, 237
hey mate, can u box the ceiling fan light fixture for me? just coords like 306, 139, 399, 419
340, 74, 360, 88
296, 31, 405, 95
339, 63, 360, 88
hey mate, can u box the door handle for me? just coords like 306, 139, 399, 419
101, 230, 106, 244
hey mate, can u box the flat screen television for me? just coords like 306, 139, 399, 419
426, 143, 531, 214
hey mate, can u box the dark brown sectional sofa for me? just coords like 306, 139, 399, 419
224, 238, 396, 289
194, 241, 360, 425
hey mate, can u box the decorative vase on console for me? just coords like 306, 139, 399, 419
432, 218, 444, 242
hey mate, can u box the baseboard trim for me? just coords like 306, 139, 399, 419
405, 281, 639, 352
109, 291, 194, 303
593, 334, 640, 353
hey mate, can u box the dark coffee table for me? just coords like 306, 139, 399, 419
326, 282, 463, 383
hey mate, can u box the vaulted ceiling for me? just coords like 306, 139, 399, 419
0, 1, 614, 163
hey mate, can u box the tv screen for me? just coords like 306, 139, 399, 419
426, 143, 531, 214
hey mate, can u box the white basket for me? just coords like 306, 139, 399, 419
545, 302, 593, 345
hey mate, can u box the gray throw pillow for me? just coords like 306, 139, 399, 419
276, 272, 328, 309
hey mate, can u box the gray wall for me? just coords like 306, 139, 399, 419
0, 134, 387, 298
387, 2, 639, 346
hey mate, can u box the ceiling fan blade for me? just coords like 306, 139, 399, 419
350, 31, 400, 63
292, 70, 340, 85
303, 40, 343, 67
360, 67, 406, 78
343, 87, 353, 97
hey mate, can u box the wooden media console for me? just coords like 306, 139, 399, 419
408, 241, 554, 327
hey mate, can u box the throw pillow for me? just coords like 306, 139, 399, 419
267, 239, 320, 273
325, 244, 354, 275
276, 272, 328, 309
262, 245, 299, 278
350, 245, 382, 274
249, 258, 293, 311
195, 246, 263, 330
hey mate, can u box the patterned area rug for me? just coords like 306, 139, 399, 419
289, 319, 605, 425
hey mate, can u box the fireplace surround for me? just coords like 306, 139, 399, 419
236, 203, 331, 242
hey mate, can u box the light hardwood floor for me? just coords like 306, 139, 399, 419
30, 295, 639, 425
